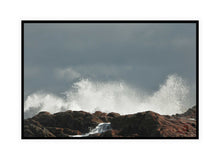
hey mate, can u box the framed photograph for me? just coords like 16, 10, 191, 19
22, 20, 198, 139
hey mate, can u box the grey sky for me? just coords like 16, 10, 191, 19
24, 23, 196, 102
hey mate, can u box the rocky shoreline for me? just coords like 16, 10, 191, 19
23, 106, 197, 138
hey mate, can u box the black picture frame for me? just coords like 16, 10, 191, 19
22, 20, 199, 139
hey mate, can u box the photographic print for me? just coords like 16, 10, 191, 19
22, 21, 198, 139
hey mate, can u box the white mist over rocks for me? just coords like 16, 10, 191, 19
24, 74, 193, 119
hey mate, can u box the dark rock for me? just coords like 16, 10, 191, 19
45, 127, 81, 137
177, 106, 196, 119
92, 111, 109, 122
23, 106, 197, 138
100, 130, 121, 137
24, 119, 55, 137
110, 111, 161, 137
63, 128, 81, 135
107, 112, 120, 118
32, 111, 56, 127
110, 108, 197, 137
93, 111, 107, 117
54, 110, 103, 133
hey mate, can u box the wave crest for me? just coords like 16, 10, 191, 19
24, 74, 191, 118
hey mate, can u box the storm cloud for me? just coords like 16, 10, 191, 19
24, 22, 196, 108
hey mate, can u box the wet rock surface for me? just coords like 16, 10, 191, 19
23, 106, 197, 138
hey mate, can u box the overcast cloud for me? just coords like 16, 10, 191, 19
24, 23, 196, 104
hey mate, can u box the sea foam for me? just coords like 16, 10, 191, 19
24, 74, 193, 118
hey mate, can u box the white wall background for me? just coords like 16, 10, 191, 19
0, 0, 219, 159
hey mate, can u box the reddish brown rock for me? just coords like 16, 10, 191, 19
93, 111, 107, 117
24, 110, 104, 137
107, 112, 120, 118
46, 127, 81, 137
92, 111, 109, 122
63, 128, 81, 135
23, 106, 197, 138
174, 106, 196, 119
110, 107, 197, 137
24, 119, 55, 137
88, 130, 121, 137
54, 110, 103, 133
99, 129, 122, 137
32, 111, 56, 127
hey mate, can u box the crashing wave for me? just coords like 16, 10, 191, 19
24, 74, 194, 118
69, 122, 111, 137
